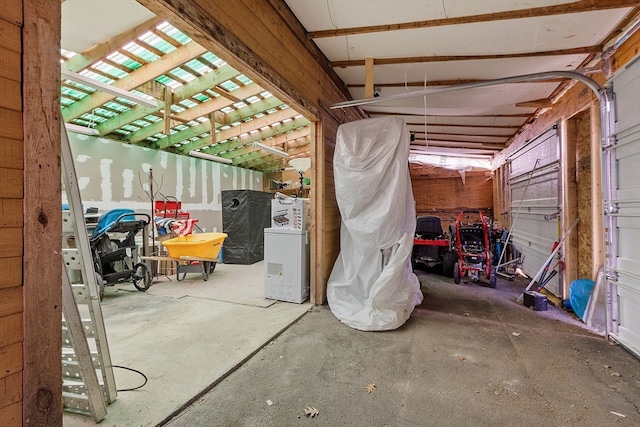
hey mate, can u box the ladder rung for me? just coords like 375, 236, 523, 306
62, 391, 92, 415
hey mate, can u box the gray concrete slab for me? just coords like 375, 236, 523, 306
63, 261, 311, 427
165, 271, 640, 427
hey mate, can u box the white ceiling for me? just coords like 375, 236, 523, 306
286, 0, 638, 159
60, 0, 640, 164
61, 0, 155, 52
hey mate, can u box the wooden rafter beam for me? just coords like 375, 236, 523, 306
225, 130, 311, 159
172, 85, 277, 125
115, 65, 244, 140
515, 99, 554, 108
63, 16, 165, 72
367, 111, 531, 118
157, 106, 302, 150
347, 77, 567, 87
181, 116, 310, 155
405, 122, 521, 130
308, 0, 640, 38
409, 130, 513, 139
331, 46, 601, 68
62, 41, 207, 121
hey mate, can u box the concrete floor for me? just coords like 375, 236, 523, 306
63, 261, 311, 427
64, 265, 640, 426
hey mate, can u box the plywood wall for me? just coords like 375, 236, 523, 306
574, 110, 593, 280
411, 170, 494, 231
0, 2, 24, 425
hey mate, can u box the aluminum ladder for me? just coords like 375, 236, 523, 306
60, 122, 117, 421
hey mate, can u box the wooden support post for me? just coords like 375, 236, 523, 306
364, 57, 374, 99
209, 112, 217, 143
561, 119, 578, 299
163, 86, 172, 135
590, 103, 604, 279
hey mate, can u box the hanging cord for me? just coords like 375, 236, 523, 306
423, 66, 428, 147
111, 365, 148, 392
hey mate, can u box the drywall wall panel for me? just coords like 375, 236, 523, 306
68, 133, 264, 233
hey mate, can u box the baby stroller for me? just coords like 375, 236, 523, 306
90, 209, 152, 300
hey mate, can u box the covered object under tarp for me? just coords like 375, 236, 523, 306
328, 117, 423, 331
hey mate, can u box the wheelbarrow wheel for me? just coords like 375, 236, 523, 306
132, 262, 152, 291
201, 261, 217, 281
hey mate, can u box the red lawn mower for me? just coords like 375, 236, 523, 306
450, 210, 496, 288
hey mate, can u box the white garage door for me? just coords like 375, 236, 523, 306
508, 127, 562, 296
605, 57, 640, 357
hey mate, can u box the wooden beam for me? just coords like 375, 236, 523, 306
155, 101, 297, 150
62, 41, 207, 121
348, 77, 567, 87
308, 0, 640, 38
120, 65, 248, 141
332, 46, 601, 68
515, 99, 554, 108
182, 116, 310, 156
22, 0, 62, 424
163, 86, 172, 135
63, 17, 165, 72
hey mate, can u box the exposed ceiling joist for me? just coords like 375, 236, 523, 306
307, 0, 640, 38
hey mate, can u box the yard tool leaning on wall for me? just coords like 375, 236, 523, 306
327, 117, 423, 331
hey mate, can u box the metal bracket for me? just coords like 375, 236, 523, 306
606, 270, 619, 283
604, 201, 619, 215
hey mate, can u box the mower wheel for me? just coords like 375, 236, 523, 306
453, 262, 461, 284
442, 251, 457, 277
489, 266, 497, 288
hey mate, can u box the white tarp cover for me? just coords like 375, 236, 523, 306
327, 117, 423, 331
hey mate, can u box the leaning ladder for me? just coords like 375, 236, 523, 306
60, 122, 117, 421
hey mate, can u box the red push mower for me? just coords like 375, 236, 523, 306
451, 210, 496, 288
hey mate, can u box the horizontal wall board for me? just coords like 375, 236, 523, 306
0, 257, 21, 290
0, 228, 21, 258
0, 168, 22, 198
0, 199, 22, 228
0, 108, 22, 139
0, 137, 22, 170
0, 77, 21, 111
0, 19, 20, 53
0, 373, 22, 411
0, 46, 21, 82
0, 313, 22, 348
0, 401, 20, 426
0, 342, 21, 379
0, 0, 22, 25
0, 287, 22, 318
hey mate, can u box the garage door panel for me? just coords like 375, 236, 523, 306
509, 126, 560, 295
612, 66, 640, 132
607, 56, 640, 358
617, 284, 640, 356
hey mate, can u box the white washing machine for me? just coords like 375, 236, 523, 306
263, 228, 309, 303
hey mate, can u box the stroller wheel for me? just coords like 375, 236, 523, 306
132, 262, 152, 291
94, 272, 105, 301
